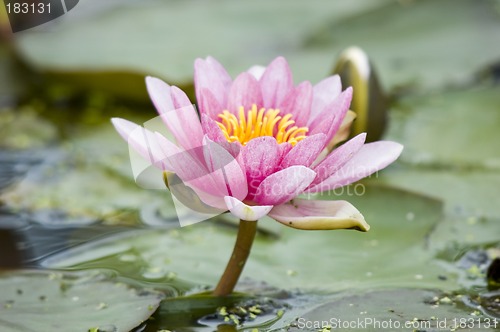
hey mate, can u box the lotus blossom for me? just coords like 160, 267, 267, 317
112, 56, 403, 231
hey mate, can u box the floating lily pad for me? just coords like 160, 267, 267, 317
386, 87, 500, 170
9, 0, 390, 101
13, 0, 500, 101
376, 85, 500, 261
376, 168, 500, 248
0, 269, 164, 332
306, 0, 500, 91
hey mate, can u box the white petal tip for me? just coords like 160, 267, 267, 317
275, 214, 370, 232
110, 117, 139, 140
269, 199, 370, 231
247, 65, 266, 80
224, 196, 273, 221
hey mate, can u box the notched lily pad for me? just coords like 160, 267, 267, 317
0, 269, 164, 332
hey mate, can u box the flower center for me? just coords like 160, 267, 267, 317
216, 104, 308, 146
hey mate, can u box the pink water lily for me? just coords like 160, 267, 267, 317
112, 56, 402, 232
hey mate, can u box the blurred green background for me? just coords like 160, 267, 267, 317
1, 0, 500, 331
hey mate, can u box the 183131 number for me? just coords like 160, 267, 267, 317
6, 2, 51, 14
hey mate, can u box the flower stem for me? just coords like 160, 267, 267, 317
213, 219, 258, 296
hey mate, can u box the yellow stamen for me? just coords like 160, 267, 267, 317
216, 104, 309, 146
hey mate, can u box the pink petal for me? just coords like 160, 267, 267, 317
202, 136, 248, 201
242, 137, 281, 197
269, 198, 369, 231
112, 117, 138, 143
311, 133, 366, 186
279, 81, 312, 127
197, 88, 223, 120
254, 166, 316, 206
111, 117, 170, 170
146, 76, 174, 114
154, 133, 207, 183
155, 133, 228, 210
310, 75, 342, 123
201, 114, 226, 143
308, 87, 352, 149
194, 56, 232, 115
280, 134, 326, 168
247, 65, 266, 80
327, 110, 357, 150
224, 196, 273, 221
307, 141, 403, 193
147, 77, 204, 152
171, 85, 193, 109
278, 142, 293, 160
201, 114, 242, 158
227, 72, 263, 114
259, 57, 293, 108
157, 106, 204, 153
165, 172, 226, 218
170, 180, 227, 211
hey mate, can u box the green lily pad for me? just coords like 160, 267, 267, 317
376, 168, 500, 243
386, 87, 500, 170
41, 184, 447, 293
0, 269, 164, 332
306, 0, 500, 91
13, 0, 500, 100
377, 86, 500, 251
11, 0, 391, 100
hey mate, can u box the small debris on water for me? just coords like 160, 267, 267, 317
406, 212, 415, 221
439, 296, 452, 304
95, 302, 108, 310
